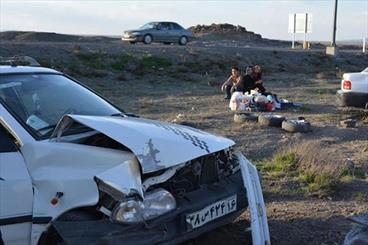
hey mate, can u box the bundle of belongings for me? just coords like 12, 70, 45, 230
222, 65, 299, 112
229, 90, 281, 112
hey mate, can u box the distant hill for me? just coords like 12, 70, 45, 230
0, 31, 118, 42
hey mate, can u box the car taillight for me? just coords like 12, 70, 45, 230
343, 80, 351, 90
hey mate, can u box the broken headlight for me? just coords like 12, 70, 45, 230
111, 188, 176, 223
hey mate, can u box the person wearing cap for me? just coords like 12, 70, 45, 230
221, 66, 245, 99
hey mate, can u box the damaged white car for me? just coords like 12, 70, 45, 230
0, 65, 270, 245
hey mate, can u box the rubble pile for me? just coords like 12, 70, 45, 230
188, 23, 262, 40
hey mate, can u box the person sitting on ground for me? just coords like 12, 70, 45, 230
253, 65, 263, 83
243, 66, 256, 94
251, 65, 266, 94
221, 66, 245, 99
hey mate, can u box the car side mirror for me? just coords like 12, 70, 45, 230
156, 26, 161, 30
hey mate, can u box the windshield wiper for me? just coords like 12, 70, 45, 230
36, 124, 57, 135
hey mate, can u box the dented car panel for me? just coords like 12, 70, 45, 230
51, 114, 235, 173
20, 141, 139, 219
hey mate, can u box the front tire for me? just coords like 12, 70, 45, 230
179, 36, 188, 45
143, 34, 153, 44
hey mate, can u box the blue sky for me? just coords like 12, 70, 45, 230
0, 0, 367, 41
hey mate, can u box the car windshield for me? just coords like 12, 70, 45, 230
139, 22, 156, 29
0, 73, 121, 139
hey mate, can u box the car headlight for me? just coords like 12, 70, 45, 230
111, 188, 176, 223
131, 32, 141, 36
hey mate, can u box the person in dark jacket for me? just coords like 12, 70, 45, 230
221, 66, 245, 99
243, 66, 256, 94
243, 65, 268, 94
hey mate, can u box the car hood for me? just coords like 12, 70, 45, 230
51, 115, 235, 173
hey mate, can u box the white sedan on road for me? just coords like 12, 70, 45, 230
0, 65, 269, 245
337, 67, 368, 108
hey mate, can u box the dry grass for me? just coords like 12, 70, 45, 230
283, 140, 344, 178
260, 140, 347, 195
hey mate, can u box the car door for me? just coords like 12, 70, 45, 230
169, 23, 183, 42
364, 70, 368, 94
155, 22, 170, 42
0, 123, 33, 245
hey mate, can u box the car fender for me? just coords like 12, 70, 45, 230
20, 141, 141, 244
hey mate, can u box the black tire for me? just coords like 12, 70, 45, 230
179, 36, 188, 45
258, 114, 286, 127
234, 112, 258, 123
143, 34, 153, 44
282, 119, 311, 133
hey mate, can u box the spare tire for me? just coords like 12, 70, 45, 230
282, 119, 311, 133
234, 112, 258, 123
258, 114, 286, 127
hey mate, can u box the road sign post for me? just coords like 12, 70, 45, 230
288, 13, 312, 49
326, 0, 339, 56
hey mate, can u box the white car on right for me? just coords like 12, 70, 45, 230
337, 67, 368, 108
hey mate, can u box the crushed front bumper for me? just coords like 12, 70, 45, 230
52, 171, 247, 245
51, 153, 270, 245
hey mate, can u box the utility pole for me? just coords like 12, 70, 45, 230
331, 0, 338, 47
326, 0, 339, 55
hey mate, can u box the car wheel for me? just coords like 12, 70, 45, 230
143, 34, 153, 44
234, 112, 258, 123
179, 36, 188, 45
282, 119, 311, 133
258, 114, 286, 127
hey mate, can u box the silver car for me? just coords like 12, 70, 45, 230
122, 22, 194, 45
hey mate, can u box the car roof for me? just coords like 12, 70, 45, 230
0, 65, 61, 75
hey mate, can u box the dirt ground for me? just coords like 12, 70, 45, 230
1, 40, 367, 244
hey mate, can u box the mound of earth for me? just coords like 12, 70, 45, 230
0, 31, 117, 43
188, 23, 262, 41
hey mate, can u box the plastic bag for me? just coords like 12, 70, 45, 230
254, 95, 268, 104
229, 92, 245, 111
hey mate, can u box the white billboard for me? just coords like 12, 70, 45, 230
288, 13, 312, 33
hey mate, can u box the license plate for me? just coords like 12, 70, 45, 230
186, 195, 237, 230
